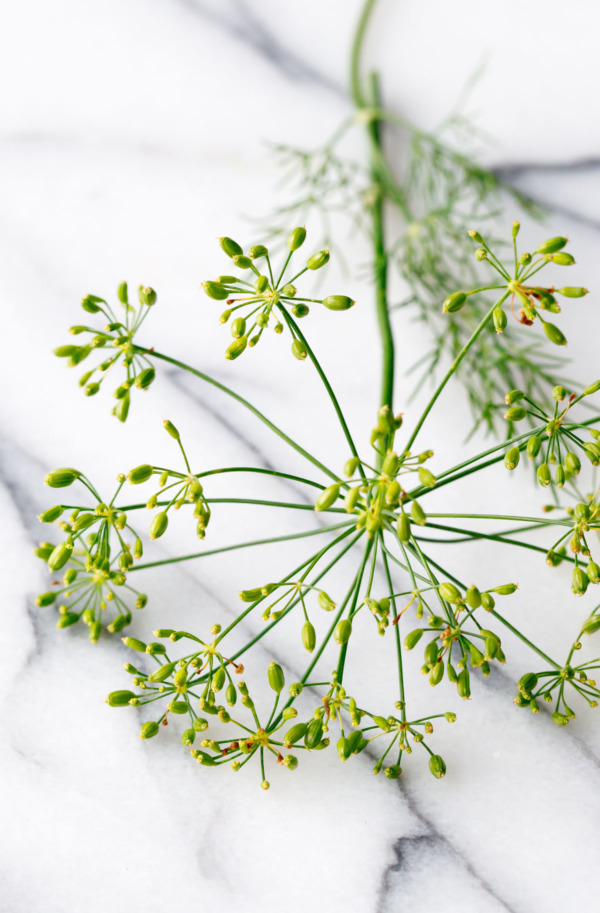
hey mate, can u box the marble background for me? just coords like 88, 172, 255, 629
2, 1, 600, 911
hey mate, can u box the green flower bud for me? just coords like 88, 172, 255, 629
232, 254, 252, 270
302, 621, 316, 652
586, 561, 600, 585
38, 505, 64, 523
526, 436, 541, 459
128, 464, 153, 485
135, 367, 156, 389
466, 585, 481, 609
288, 227, 306, 251
457, 668, 471, 699
106, 690, 136, 707
225, 336, 248, 361
410, 501, 427, 527
315, 483, 340, 511
555, 464, 566, 488
404, 628, 423, 650
317, 590, 336, 612
289, 682, 303, 698
150, 511, 169, 540
517, 673, 538, 696
543, 321, 567, 346
219, 236, 243, 258
202, 281, 229, 301
114, 394, 130, 422
429, 754, 446, 778
304, 718, 324, 749
505, 390, 524, 405
418, 467, 436, 488
442, 292, 467, 314
231, 317, 246, 339
36, 591, 57, 607
48, 540, 73, 571
291, 339, 308, 360
45, 468, 80, 488
306, 249, 330, 270
504, 405, 527, 422
284, 723, 307, 747
537, 463, 551, 487
536, 236, 567, 254
148, 662, 177, 683
122, 636, 147, 652
322, 295, 355, 311
292, 303, 309, 318
168, 701, 188, 715
282, 283, 296, 297
81, 294, 104, 313
344, 485, 361, 512
268, 662, 285, 694
284, 755, 299, 770
248, 244, 268, 259
57, 612, 79, 629
424, 640, 439, 666
546, 251, 575, 266
439, 582, 461, 604
480, 592, 495, 611
572, 566, 590, 595
211, 667, 226, 692
493, 307, 507, 333
139, 286, 157, 306
344, 456, 360, 477
334, 618, 352, 645
255, 275, 268, 293
162, 420, 179, 440
493, 583, 518, 596
429, 660, 444, 686
582, 616, 600, 635
116, 281, 128, 304
557, 286, 588, 298
564, 452, 581, 474
140, 721, 160, 739
386, 479, 401, 505
397, 511, 411, 543
584, 442, 600, 465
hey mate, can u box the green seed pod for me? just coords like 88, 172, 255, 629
322, 295, 355, 311
232, 254, 252, 270
106, 690, 135, 707
148, 662, 177, 683
231, 317, 246, 339
344, 456, 360, 477
284, 723, 307, 747
219, 236, 243, 258
547, 251, 575, 266
48, 540, 73, 571
410, 501, 427, 527
36, 591, 57, 607
557, 286, 588, 298
439, 582, 461, 604
537, 463, 551, 487
463, 585, 481, 609
526, 436, 541, 460
555, 464, 566, 488
292, 303, 310, 318
429, 754, 447, 778
553, 385, 568, 402
202, 281, 229, 301
457, 668, 471, 699
302, 621, 316, 652
335, 618, 352, 645
504, 405, 527, 422
385, 479, 401, 505
181, 728, 195, 746
225, 336, 247, 365
582, 616, 600, 635
168, 701, 188, 715
536, 236, 568, 254
505, 389, 524, 405
315, 483, 340, 511
139, 286, 157, 306
254, 275, 268, 293
377, 405, 397, 434
404, 628, 423, 650
503, 446, 520, 470
304, 718, 324, 749
337, 736, 351, 762
128, 464, 153, 485
429, 660, 444, 686
54, 344, 81, 359
114, 393, 130, 422
552, 711, 569, 727
224, 682, 236, 706
344, 485, 361, 513
291, 339, 308, 360
493, 583, 518, 596
122, 636, 147, 652
397, 511, 411, 543
317, 590, 336, 612
480, 592, 495, 611
211, 666, 226, 692
268, 661, 285, 694
135, 366, 156, 390
116, 281, 128, 304
587, 562, 600, 585
239, 587, 263, 603
584, 442, 600, 465
140, 721, 160, 739
493, 307, 507, 333
57, 612, 79, 629
45, 468, 80, 489
288, 226, 307, 251
38, 505, 64, 523
284, 755, 299, 770
543, 321, 567, 346
572, 567, 590, 596
381, 451, 399, 478
418, 467, 436, 488
564, 452, 581, 474
424, 640, 439, 666
442, 291, 467, 314
150, 511, 169, 540
306, 249, 330, 270
81, 294, 105, 313
248, 244, 268, 259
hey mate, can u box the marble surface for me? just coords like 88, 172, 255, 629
3, 1, 600, 911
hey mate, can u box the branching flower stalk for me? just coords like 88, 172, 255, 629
34, 4, 600, 787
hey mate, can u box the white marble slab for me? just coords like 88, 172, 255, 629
2, 2, 600, 911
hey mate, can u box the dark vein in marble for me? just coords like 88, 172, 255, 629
170, 0, 343, 94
